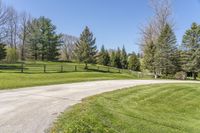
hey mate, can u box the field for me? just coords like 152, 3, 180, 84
0, 62, 146, 90
51, 84, 200, 133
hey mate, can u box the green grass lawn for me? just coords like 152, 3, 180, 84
0, 72, 136, 90
51, 84, 200, 133
0, 62, 149, 90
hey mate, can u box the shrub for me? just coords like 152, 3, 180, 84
0, 43, 6, 61
6, 48, 19, 63
175, 71, 187, 80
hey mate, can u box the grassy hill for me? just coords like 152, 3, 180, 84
0, 62, 147, 90
51, 84, 200, 133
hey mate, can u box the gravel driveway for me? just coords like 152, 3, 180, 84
0, 80, 199, 133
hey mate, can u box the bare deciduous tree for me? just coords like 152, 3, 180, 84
0, 0, 10, 42
19, 12, 32, 60
6, 7, 19, 48
60, 34, 78, 61
150, 0, 174, 37
139, 0, 174, 78
140, 0, 173, 48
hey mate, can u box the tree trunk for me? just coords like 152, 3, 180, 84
154, 70, 158, 79
193, 72, 197, 80
21, 47, 24, 61
85, 63, 88, 69
154, 74, 158, 79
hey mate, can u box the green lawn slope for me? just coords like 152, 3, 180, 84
51, 84, 200, 133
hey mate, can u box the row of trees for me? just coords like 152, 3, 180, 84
0, 0, 62, 62
140, 0, 200, 79
0, 0, 140, 71
98, 45, 140, 71
74, 26, 140, 70
1, 0, 198, 78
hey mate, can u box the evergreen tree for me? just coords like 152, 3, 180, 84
6, 47, 19, 63
182, 23, 200, 80
143, 40, 156, 74
97, 45, 105, 65
97, 45, 110, 66
75, 26, 97, 68
110, 50, 116, 67
26, 19, 40, 60
121, 45, 128, 69
27, 16, 62, 61
115, 48, 122, 68
0, 43, 6, 60
128, 52, 140, 71
154, 24, 178, 77
104, 50, 110, 66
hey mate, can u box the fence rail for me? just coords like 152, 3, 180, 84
0, 63, 131, 74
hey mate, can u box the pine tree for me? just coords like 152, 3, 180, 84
109, 49, 121, 68
154, 24, 178, 77
110, 50, 116, 67
27, 17, 62, 61
121, 45, 128, 69
143, 40, 156, 74
128, 52, 140, 71
39, 17, 61, 61
182, 22, 200, 80
26, 19, 40, 60
115, 48, 122, 68
104, 50, 110, 66
75, 26, 97, 69
0, 43, 6, 60
97, 45, 110, 66
97, 45, 105, 65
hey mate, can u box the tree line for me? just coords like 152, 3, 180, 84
0, 0, 140, 71
0, 0, 63, 62
0, 0, 199, 79
140, 0, 200, 80
74, 26, 140, 70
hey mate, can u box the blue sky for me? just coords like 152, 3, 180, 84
2, 0, 200, 53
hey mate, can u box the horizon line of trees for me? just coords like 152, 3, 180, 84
0, 0, 140, 71
74, 26, 140, 70
140, 0, 200, 80
0, 0, 199, 79
0, 0, 63, 62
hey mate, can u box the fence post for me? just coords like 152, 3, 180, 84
44, 64, 46, 73
108, 67, 110, 72
75, 65, 77, 71
61, 65, 63, 73
21, 63, 24, 73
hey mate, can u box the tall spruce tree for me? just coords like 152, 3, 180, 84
26, 19, 40, 60
0, 43, 6, 60
121, 45, 128, 69
27, 16, 61, 61
154, 24, 178, 77
182, 23, 200, 80
75, 26, 97, 68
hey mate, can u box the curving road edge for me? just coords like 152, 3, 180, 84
0, 80, 199, 133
